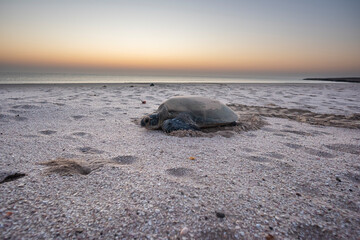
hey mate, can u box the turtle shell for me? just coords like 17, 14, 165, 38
159, 96, 238, 128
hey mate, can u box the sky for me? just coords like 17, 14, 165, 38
0, 0, 359, 77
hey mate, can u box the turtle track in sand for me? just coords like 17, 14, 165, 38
228, 104, 360, 129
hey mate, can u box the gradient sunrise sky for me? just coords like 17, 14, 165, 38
0, 0, 359, 77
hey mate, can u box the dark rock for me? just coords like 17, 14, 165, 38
0, 171, 26, 184
215, 211, 225, 218
150, 83, 155, 86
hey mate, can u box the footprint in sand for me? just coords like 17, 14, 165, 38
280, 129, 312, 136
325, 144, 360, 155
245, 155, 271, 163
72, 115, 86, 120
77, 147, 104, 154
289, 223, 335, 240
345, 172, 360, 184
53, 102, 65, 106
273, 133, 287, 137
0, 114, 10, 122
166, 167, 194, 177
39, 130, 57, 135
72, 132, 91, 137
303, 147, 335, 158
11, 114, 28, 121
12, 104, 39, 110
241, 148, 256, 153
266, 152, 285, 160
283, 143, 334, 158
276, 161, 294, 172
284, 143, 302, 149
8, 109, 22, 114
111, 155, 137, 165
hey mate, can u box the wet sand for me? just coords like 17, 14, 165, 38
0, 83, 359, 239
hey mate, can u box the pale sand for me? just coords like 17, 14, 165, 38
0, 83, 359, 239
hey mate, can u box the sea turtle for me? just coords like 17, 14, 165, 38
141, 96, 238, 133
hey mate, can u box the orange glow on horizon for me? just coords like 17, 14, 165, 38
1, 1, 359, 76
1, 45, 359, 74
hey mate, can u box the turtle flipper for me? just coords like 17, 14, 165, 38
161, 113, 200, 133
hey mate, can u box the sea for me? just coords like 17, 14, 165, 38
0, 72, 326, 84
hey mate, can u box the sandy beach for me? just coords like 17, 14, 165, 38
0, 82, 359, 239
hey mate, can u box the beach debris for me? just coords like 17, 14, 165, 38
150, 83, 155, 86
189, 156, 196, 160
180, 226, 189, 237
141, 100, 147, 104
5, 212, 13, 218
141, 96, 238, 133
0, 171, 26, 184
335, 176, 342, 182
215, 211, 225, 218
265, 234, 275, 240
39, 158, 92, 176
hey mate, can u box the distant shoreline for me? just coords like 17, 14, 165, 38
303, 77, 360, 83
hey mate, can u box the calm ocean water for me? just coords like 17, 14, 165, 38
0, 72, 322, 84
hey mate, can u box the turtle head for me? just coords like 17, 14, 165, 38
141, 113, 161, 130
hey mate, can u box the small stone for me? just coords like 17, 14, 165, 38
155, 209, 160, 214
336, 176, 341, 182
74, 228, 83, 233
150, 83, 155, 86
265, 234, 275, 240
180, 226, 189, 236
215, 211, 225, 218
296, 192, 302, 197
5, 212, 13, 218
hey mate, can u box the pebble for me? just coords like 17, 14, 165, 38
215, 211, 225, 218
180, 226, 189, 236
